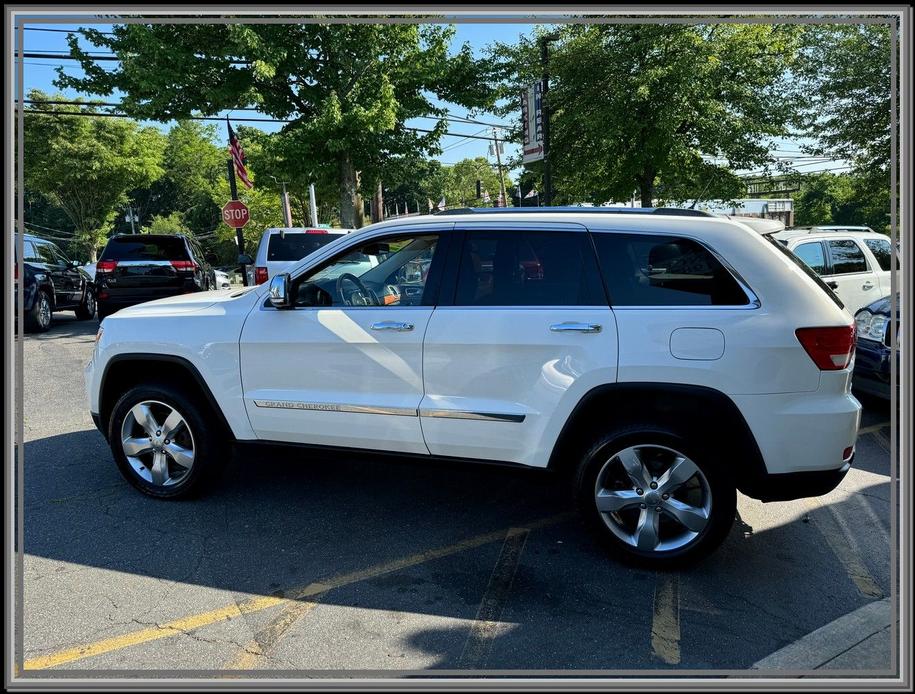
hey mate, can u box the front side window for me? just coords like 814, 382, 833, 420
592, 233, 750, 306
453, 230, 605, 306
793, 242, 828, 275
826, 239, 869, 275
35, 243, 60, 265
294, 234, 439, 307
864, 238, 896, 271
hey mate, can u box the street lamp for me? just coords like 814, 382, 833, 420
539, 32, 561, 206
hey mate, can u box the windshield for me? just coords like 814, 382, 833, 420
764, 235, 844, 310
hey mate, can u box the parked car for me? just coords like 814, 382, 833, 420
853, 294, 899, 401
15, 233, 96, 332
789, 225, 876, 234
86, 208, 860, 566
248, 227, 354, 285
213, 269, 232, 290
770, 229, 895, 314
94, 234, 212, 321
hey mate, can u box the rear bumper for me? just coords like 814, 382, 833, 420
742, 457, 852, 502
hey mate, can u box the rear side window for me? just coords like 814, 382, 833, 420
592, 233, 750, 306
826, 239, 868, 274
765, 236, 844, 310
864, 238, 895, 271
101, 236, 190, 261
268, 233, 342, 262
23, 240, 41, 262
793, 242, 827, 275
454, 230, 605, 306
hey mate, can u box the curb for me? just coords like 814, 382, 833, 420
752, 598, 892, 671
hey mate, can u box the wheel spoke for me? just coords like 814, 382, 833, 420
657, 456, 699, 494
163, 442, 194, 470
161, 409, 185, 440
634, 508, 660, 551
131, 403, 160, 438
616, 448, 651, 489
122, 437, 153, 457
661, 497, 709, 533
150, 451, 169, 485
595, 488, 642, 513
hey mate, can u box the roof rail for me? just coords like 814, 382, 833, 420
433, 206, 714, 217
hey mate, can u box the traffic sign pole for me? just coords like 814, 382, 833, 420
227, 158, 248, 285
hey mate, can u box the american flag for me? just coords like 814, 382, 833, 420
227, 119, 253, 189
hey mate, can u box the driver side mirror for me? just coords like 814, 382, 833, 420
268, 273, 293, 309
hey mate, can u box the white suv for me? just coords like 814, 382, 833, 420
248, 227, 353, 285
85, 209, 861, 565
772, 229, 894, 314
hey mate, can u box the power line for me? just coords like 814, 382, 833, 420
19, 26, 118, 36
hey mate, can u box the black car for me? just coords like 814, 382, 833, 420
15, 233, 96, 332
853, 294, 898, 400
95, 234, 213, 320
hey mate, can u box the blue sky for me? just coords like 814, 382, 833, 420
17, 21, 846, 197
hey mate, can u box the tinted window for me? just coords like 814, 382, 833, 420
826, 239, 868, 274
454, 230, 604, 306
35, 242, 60, 265
101, 236, 190, 261
23, 240, 41, 262
765, 236, 844, 310
592, 233, 749, 306
268, 233, 343, 261
793, 242, 827, 275
864, 238, 895, 271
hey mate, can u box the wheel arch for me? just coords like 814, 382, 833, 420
546, 382, 768, 496
99, 354, 236, 444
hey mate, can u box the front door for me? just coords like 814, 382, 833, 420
420, 223, 618, 467
240, 229, 448, 454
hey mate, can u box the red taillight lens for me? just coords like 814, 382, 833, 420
170, 260, 197, 272
14, 263, 18, 281
795, 325, 856, 370
305, 228, 328, 234
96, 259, 118, 273
254, 267, 269, 285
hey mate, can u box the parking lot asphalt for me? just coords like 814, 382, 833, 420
19, 315, 896, 675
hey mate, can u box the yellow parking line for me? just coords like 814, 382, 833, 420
225, 599, 323, 670
806, 498, 884, 599
25, 512, 573, 671
650, 572, 681, 665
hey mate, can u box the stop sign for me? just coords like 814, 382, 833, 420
222, 200, 250, 228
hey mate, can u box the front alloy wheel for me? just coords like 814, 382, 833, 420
120, 400, 195, 487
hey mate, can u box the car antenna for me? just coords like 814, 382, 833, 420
689, 176, 715, 210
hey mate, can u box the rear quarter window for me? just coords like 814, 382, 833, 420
864, 238, 896, 271
591, 233, 750, 306
101, 237, 190, 261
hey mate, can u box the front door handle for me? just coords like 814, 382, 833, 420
371, 321, 414, 332
826, 281, 839, 290
862, 281, 875, 290
550, 322, 602, 334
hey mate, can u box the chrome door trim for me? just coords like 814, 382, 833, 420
253, 399, 418, 417
371, 321, 415, 331
550, 322, 602, 333
419, 409, 526, 423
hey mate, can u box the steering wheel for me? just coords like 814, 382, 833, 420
336, 272, 377, 306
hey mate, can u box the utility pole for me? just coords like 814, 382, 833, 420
126, 204, 137, 234
492, 128, 508, 207
540, 32, 560, 206
227, 158, 248, 286
270, 175, 293, 227
308, 183, 319, 227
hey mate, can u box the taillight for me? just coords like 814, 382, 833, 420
170, 260, 198, 272
305, 228, 327, 234
254, 267, 269, 285
96, 259, 118, 273
14, 263, 18, 281
795, 325, 856, 370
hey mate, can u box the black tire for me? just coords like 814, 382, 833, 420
25, 290, 53, 333
108, 383, 226, 499
572, 424, 736, 568
97, 305, 111, 322
74, 288, 96, 320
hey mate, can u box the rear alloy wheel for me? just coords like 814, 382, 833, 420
109, 384, 223, 498
575, 428, 735, 566
26, 290, 53, 332
74, 288, 96, 320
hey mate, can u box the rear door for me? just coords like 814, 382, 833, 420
34, 241, 76, 307
822, 238, 880, 314
97, 236, 190, 300
419, 222, 617, 467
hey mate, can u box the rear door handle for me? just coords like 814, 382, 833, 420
371, 321, 414, 332
550, 322, 602, 334
862, 281, 875, 290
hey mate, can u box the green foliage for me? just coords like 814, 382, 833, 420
443, 157, 510, 207
23, 90, 166, 260
792, 172, 890, 233
490, 24, 803, 205
141, 212, 191, 236
57, 24, 498, 227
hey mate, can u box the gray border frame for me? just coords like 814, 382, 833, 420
6, 4, 911, 690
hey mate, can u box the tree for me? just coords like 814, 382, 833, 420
57, 24, 497, 228
491, 24, 803, 206
23, 90, 165, 260
792, 172, 890, 233
141, 212, 191, 236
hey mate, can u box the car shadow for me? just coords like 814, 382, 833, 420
22, 426, 893, 670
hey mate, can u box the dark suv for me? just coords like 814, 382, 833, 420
15, 233, 96, 332
95, 234, 213, 320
